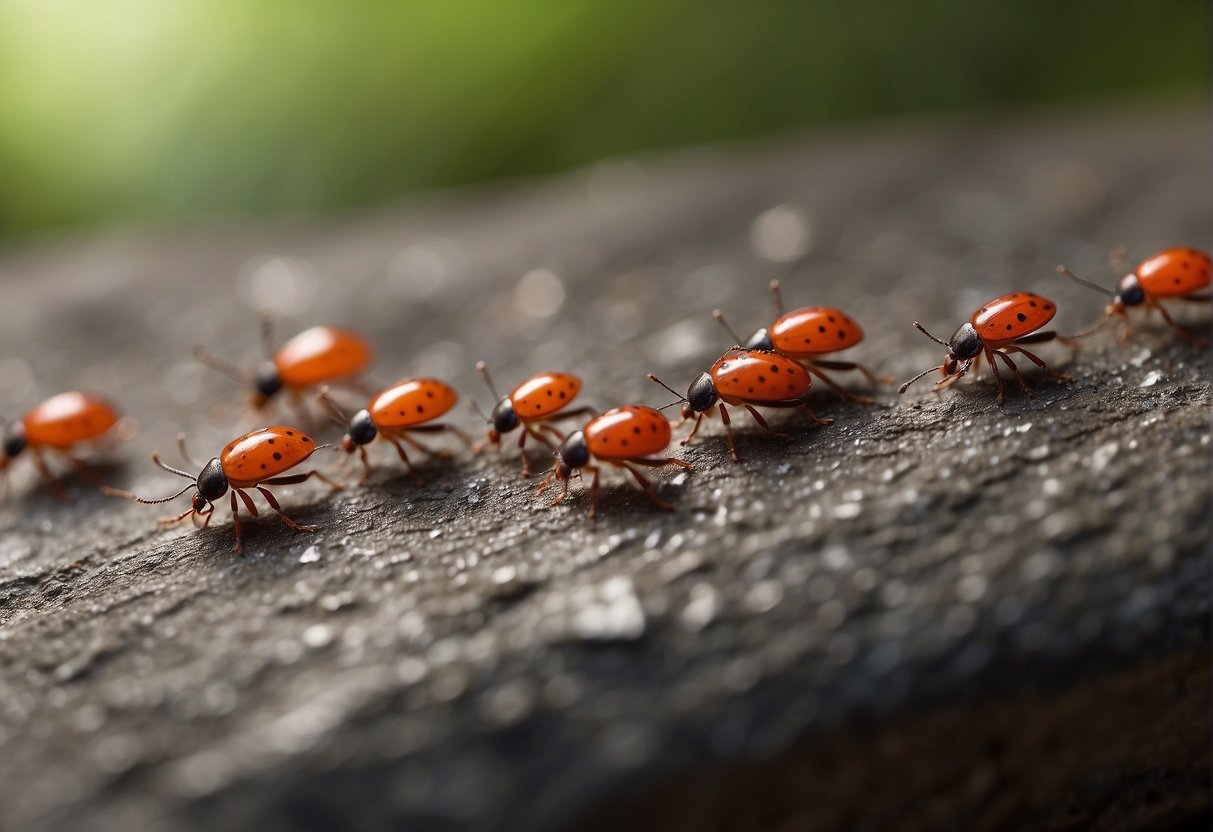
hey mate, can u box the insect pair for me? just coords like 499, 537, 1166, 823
899, 247, 1211, 403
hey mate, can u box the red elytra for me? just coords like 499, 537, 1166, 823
1, 391, 124, 499
1058, 247, 1211, 346
318, 378, 469, 484
273, 327, 373, 390
538, 405, 691, 521
104, 426, 340, 554
221, 426, 319, 487
713, 280, 888, 405
195, 320, 374, 415
473, 362, 595, 477
1136, 247, 1212, 298
648, 347, 832, 464
972, 292, 1057, 342
899, 291, 1071, 405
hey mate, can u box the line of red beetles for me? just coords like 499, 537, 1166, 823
1, 246, 1208, 551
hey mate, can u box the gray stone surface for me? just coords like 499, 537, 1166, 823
0, 103, 1209, 831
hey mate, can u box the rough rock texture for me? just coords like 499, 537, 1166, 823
0, 103, 1209, 832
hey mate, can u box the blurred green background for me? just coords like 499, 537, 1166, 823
0, 0, 1206, 238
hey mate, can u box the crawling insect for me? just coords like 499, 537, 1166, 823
104, 427, 340, 553
899, 291, 1072, 404
538, 405, 691, 521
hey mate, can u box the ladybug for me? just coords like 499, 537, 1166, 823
1, 391, 123, 499
537, 405, 692, 521
1058, 247, 1211, 345
104, 426, 340, 554
648, 348, 832, 463
318, 379, 470, 483
472, 361, 595, 477
899, 291, 1072, 404
713, 279, 889, 404
196, 317, 373, 413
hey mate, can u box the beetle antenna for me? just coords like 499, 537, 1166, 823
475, 361, 501, 400
470, 399, 492, 425
898, 365, 945, 394
647, 374, 689, 403
768, 279, 786, 316
911, 322, 950, 347
194, 347, 251, 383
259, 310, 276, 359
176, 433, 200, 467
102, 481, 197, 504
1056, 265, 1115, 298
151, 452, 197, 481
712, 309, 746, 347
316, 386, 350, 426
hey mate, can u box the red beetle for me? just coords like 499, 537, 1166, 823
648, 348, 832, 463
196, 316, 374, 415
1058, 246, 1211, 345
1, 391, 124, 499
105, 427, 340, 553
472, 361, 595, 477
899, 291, 1072, 404
537, 405, 691, 520
713, 279, 889, 403
318, 379, 470, 483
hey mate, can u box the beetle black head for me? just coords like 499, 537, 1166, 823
342, 409, 377, 452
743, 326, 774, 352
251, 360, 284, 406
555, 430, 590, 479
685, 372, 719, 414
1115, 273, 1145, 307
490, 397, 518, 437
196, 457, 229, 503
2, 423, 26, 462
943, 322, 983, 374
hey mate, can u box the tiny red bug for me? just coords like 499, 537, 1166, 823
899, 291, 1072, 404
104, 427, 340, 554
713, 279, 890, 404
1, 391, 124, 499
318, 379, 470, 483
472, 361, 595, 477
196, 316, 374, 415
537, 405, 692, 520
1058, 246, 1211, 345
648, 348, 832, 463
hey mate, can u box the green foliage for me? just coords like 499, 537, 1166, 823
0, 0, 1205, 235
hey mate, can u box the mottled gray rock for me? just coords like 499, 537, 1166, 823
0, 103, 1209, 832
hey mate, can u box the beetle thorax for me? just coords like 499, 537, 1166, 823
2, 423, 26, 460
196, 457, 229, 501
948, 322, 983, 361
744, 327, 774, 351
686, 372, 718, 414
491, 397, 518, 434
556, 430, 590, 473
1116, 273, 1145, 307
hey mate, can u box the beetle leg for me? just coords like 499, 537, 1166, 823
263, 469, 344, 489
30, 449, 71, 503
230, 491, 244, 555
586, 465, 601, 522
680, 413, 707, 446
718, 403, 740, 463
620, 462, 676, 512
381, 434, 424, 485
1149, 299, 1209, 346
256, 486, 319, 533
805, 364, 876, 405
742, 405, 790, 440
989, 349, 1029, 403
1004, 345, 1073, 382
